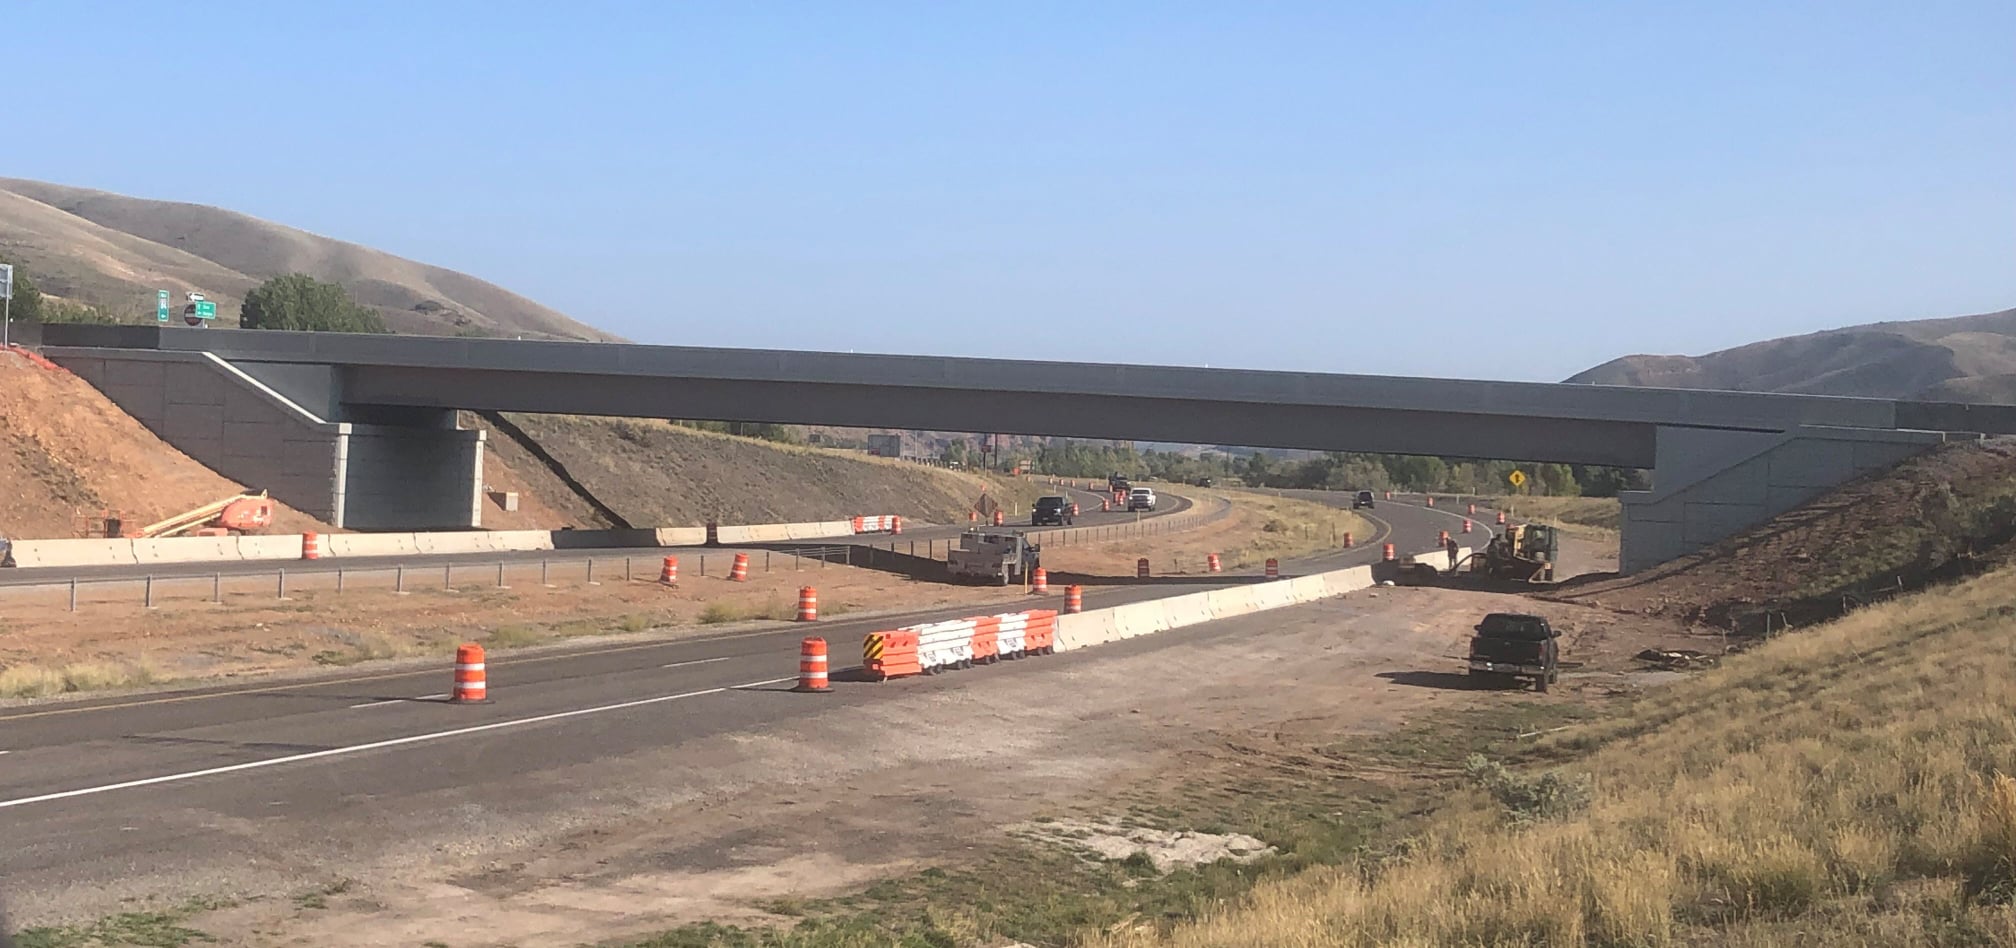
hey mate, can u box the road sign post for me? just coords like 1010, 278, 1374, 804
0, 263, 12, 349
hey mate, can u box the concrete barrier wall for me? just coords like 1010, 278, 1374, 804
237, 535, 305, 559
132, 536, 239, 563
654, 527, 708, 547
8, 538, 141, 569
789, 520, 857, 540
324, 533, 422, 557
1056, 563, 1379, 654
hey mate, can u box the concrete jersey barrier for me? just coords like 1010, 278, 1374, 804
1056, 562, 1381, 653
7, 538, 142, 569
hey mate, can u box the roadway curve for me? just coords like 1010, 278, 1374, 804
0, 496, 1467, 919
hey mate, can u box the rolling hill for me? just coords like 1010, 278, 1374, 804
1570, 305, 2016, 402
0, 177, 613, 341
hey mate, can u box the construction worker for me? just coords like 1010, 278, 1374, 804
1444, 534, 1459, 570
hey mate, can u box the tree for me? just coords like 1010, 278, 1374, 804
239, 274, 388, 333
0, 256, 44, 324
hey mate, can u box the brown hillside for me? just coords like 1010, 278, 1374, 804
0, 178, 615, 341
473, 413, 1024, 528
0, 351, 326, 539
1568, 305, 2016, 400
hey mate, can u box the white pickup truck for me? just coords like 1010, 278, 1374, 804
1126, 487, 1157, 512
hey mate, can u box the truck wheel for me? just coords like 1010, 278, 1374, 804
1536, 675, 1550, 694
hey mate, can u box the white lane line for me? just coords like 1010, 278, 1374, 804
661, 656, 733, 670
0, 685, 735, 812
349, 694, 450, 709
730, 677, 796, 690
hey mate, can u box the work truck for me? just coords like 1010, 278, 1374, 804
947, 530, 1043, 585
1466, 612, 1561, 692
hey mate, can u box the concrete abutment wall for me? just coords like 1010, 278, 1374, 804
44, 349, 482, 530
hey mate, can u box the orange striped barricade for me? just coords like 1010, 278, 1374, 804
851, 516, 866, 533
914, 618, 977, 674
996, 611, 1029, 659
1065, 584, 1083, 614
1024, 609, 1057, 656
797, 586, 818, 621
863, 630, 921, 681
793, 637, 830, 693
970, 615, 1002, 665
302, 531, 322, 560
451, 642, 488, 703
729, 552, 750, 581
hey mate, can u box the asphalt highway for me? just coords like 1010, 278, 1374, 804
0, 484, 1189, 588
0, 494, 1482, 920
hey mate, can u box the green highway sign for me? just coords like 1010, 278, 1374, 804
194, 300, 217, 319
157, 289, 170, 323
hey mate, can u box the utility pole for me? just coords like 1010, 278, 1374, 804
1, 263, 13, 349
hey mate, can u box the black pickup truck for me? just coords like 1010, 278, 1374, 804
1467, 612, 1560, 692
1031, 495, 1075, 526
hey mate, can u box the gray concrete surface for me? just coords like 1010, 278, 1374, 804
0, 500, 1456, 924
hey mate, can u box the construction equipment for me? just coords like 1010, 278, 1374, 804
127, 491, 276, 538
947, 530, 1043, 585
1470, 523, 1558, 582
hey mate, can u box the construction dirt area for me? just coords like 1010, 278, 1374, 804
29, 581, 1711, 948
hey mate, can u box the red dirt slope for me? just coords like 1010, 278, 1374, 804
0, 348, 327, 539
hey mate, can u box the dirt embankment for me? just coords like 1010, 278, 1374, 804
471, 412, 1027, 528
0, 350, 326, 539
1553, 439, 2016, 633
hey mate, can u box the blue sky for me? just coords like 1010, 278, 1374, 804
6, 1, 2012, 381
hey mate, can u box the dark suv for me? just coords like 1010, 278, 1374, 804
1467, 613, 1560, 692
1354, 490, 1375, 509
1031, 496, 1074, 526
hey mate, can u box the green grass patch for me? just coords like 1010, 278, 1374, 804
616, 703, 1591, 947
14, 897, 231, 948
486, 623, 546, 649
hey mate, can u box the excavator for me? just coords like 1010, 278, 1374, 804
1469, 523, 1559, 583
125, 491, 276, 538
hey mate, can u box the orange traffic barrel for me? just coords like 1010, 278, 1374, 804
659, 555, 679, 585
728, 552, 750, 582
1065, 584, 1083, 613
1497, 511, 1507, 525
1438, 530, 1450, 545
1265, 558, 1279, 579
794, 637, 830, 693
1069, 503, 1080, 516
1136, 557, 1150, 578
1207, 553, 1221, 573
1343, 531, 1354, 547
1426, 496, 1435, 507
992, 510, 1005, 526
301, 531, 322, 560
1031, 567, 1049, 593
797, 586, 818, 621
969, 510, 978, 523
1101, 499, 1110, 512
1382, 543, 1396, 561
452, 642, 487, 703
1467, 503, 1477, 515
1462, 519, 1473, 534
892, 516, 903, 535
1384, 491, 1392, 500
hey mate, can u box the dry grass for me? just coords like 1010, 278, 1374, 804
1199, 490, 1375, 569
1105, 564, 2016, 947
1496, 495, 1621, 537
0, 658, 160, 698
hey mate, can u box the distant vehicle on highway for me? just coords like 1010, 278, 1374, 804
1467, 612, 1560, 692
1108, 473, 1131, 493
948, 530, 1042, 585
1031, 495, 1075, 526
1127, 487, 1157, 511
1193, 476, 1215, 487
1354, 490, 1375, 509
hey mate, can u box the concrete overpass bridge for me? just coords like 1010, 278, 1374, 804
36, 325, 2016, 572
